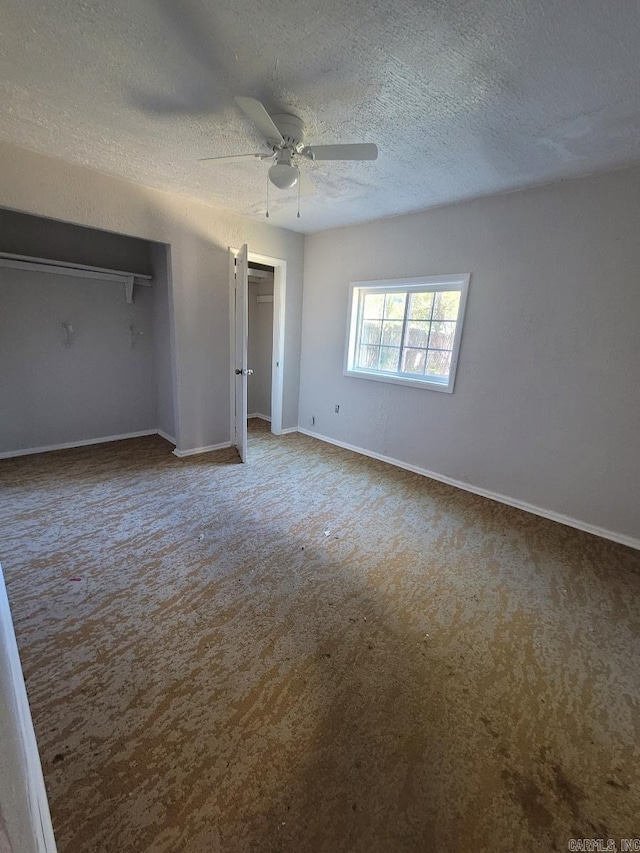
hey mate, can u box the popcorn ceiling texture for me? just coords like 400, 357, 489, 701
1, 421, 639, 851
1, 0, 640, 231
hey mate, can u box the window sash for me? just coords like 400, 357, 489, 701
344, 274, 470, 393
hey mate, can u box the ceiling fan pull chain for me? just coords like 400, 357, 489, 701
265, 172, 270, 218
297, 169, 301, 219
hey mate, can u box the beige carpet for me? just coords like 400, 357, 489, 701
1, 419, 639, 852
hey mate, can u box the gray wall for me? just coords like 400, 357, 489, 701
0, 270, 157, 453
248, 276, 274, 419
0, 566, 57, 853
150, 242, 176, 441
0, 210, 160, 454
0, 642, 35, 853
0, 141, 305, 452
0, 208, 152, 274
299, 166, 640, 543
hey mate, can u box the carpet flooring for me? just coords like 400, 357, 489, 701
1, 419, 639, 852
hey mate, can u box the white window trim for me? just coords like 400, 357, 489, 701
343, 273, 470, 393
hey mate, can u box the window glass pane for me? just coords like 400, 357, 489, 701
406, 320, 430, 347
432, 291, 460, 320
361, 319, 382, 344
428, 320, 456, 350
348, 279, 466, 389
379, 346, 400, 371
401, 348, 426, 374
357, 344, 379, 369
381, 320, 403, 346
363, 293, 384, 319
409, 292, 434, 320
426, 349, 452, 378
384, 293, 406, 320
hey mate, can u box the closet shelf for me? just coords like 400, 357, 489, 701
0, 252, 152, 304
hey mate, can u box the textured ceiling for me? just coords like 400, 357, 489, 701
1, 0, 640, 233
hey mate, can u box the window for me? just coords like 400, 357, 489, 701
344, 274, 470, 392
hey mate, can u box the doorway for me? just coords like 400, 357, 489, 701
229, 248, 287, 460
247, 262, 274, 425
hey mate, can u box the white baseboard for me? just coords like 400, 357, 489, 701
172, 441, 232, 458
246, 414, 297, 435
0, 564, 58, 852
0, 430, 158, 459
156, 429, 176, 446
297, 428, 640, 551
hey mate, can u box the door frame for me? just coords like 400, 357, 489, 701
229, 248, 287, 442
233, 244, 249, 462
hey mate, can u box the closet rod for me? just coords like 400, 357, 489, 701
0, 252, 152, 304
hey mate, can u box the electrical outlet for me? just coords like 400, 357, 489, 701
311, 415, 315, 426
335, 404, 340, 414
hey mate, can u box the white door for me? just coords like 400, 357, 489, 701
233, 244, 251, 462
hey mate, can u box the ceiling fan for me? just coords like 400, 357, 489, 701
200, 97, 378, 191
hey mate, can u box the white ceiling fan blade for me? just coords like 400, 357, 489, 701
199, 153, 270, 163
234, 97, 284, 146
297, 169, 317, 196
302, 143, 378, 161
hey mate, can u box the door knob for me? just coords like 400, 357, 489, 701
235, 368, 254, 376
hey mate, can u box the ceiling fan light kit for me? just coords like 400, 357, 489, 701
268, 162, 299, 189
200, 97, 379, 211
268, 146, 299, 189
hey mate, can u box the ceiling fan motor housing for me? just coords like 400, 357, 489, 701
271, 114, 306, 151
